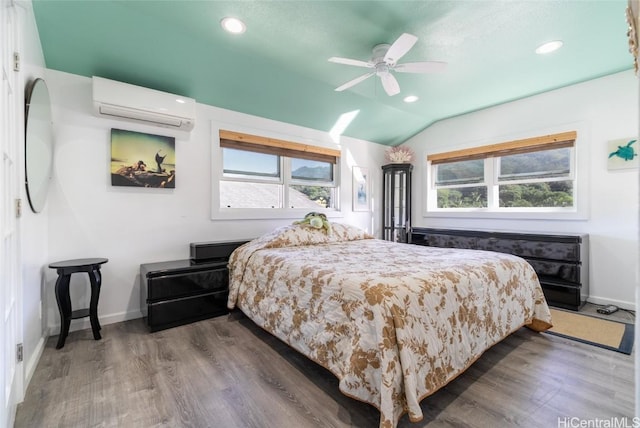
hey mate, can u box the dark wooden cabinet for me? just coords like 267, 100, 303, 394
140, 260, 229, 332
411, 228, 589, 310
140, 240, 247, 332
382, 164, 412, 243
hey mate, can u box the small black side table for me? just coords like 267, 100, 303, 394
49, 258, 108, 349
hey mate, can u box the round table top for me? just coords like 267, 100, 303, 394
49, 258, 109, 269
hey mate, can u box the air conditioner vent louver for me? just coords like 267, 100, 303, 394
92, 76, 196, 131
98, 105, 185, 127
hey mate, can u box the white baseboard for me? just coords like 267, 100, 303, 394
48, 309, 144, 334
24, 335, 46, 390
586, 296, 636, 311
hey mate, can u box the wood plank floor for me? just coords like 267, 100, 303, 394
16, 308, 634, 428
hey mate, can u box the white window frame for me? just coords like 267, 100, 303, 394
211, 123, 342, 220
424, 129, 588, 220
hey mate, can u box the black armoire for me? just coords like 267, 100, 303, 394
382, 163, 412, 243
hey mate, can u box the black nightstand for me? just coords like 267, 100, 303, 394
140, 260, 229, 332
140, 240, 248, 332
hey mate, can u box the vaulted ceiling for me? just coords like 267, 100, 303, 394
32, 1, 633, 146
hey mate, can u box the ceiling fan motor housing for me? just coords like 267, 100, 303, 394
372, 43, 391, 64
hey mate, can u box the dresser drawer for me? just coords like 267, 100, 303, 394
147, 268, 228, 301
527, 259, 580, 284
141, 257, 233, 332
147, 291, 228, 332
476, 238, 580, 262
540, 282, 581, 309
414, 234, 477, 249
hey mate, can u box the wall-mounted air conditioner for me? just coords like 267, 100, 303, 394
92, 76, 196, 131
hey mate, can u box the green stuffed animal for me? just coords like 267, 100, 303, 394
294, 211, 332, 233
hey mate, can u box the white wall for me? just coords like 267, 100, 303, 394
404, 70, 639, 309
40, 69, 639, 335
43, 69, 387, 333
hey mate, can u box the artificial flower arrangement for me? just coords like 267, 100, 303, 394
385, 145, 414, 163
294, 211, 332, 233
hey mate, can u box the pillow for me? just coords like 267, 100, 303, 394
228, 222, 373, 306
264, 222, 373, 249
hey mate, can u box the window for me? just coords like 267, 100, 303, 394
428, 131, 576, 212
223, 149, 279, 178
289, 158, 334, 209
497, 147, 573, 208
435, 159, 487, 208
218, 130, 340, 212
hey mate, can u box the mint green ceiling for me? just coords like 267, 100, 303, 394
32, 0, 632, 146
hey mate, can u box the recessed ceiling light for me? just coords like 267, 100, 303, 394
403, 95, 419, 103
535, 40, 563, 55
221, 17, 246, 34
176, 99, 186, 104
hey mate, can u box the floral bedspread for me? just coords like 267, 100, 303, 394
228, 224, 552, 428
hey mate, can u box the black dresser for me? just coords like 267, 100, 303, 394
411, 228, 589, 311
140, 240, 247, 332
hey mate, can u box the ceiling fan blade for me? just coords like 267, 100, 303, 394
335, 72, 375, 92
380, 72, 400, 96
384, 33, 418, 66
394, 61, 448, 74
328, 57, 373, 68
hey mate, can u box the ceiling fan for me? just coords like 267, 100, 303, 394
328, 33, 447, 96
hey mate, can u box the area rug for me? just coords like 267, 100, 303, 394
544, 308, 634, 355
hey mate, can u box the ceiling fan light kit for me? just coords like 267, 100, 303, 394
329, 32, 447, 96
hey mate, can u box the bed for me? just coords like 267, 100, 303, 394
227, 222, 552, 428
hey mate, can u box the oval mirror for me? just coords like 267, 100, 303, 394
25, 78, 54, 213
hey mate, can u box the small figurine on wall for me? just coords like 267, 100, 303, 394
607, 138, 638, 170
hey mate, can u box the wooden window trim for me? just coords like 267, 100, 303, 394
427, 131, 577, 165
220, 129, 340, 164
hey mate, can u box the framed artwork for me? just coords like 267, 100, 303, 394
607, 138, 638, 170
627, 1, 638, 74
352, 166, 369, 211
110, 128, 176, 188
